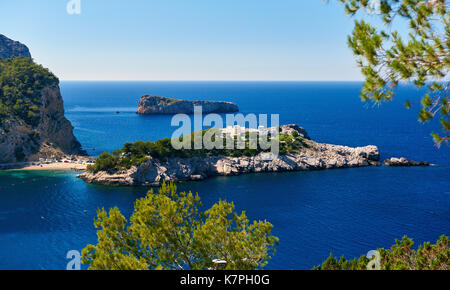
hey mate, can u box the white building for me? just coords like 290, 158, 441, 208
220, 125, 276, 137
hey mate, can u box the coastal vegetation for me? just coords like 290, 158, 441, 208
0, 57, 58, 126
314, 235, 449, 270
87, 129, 306, 173
338, 0, 449, 145
81, 182, 278, 270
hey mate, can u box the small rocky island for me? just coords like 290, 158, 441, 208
137, 95, 239, 115
79, 124, 381, 186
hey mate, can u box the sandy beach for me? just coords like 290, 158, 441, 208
16, 162, 88, 171
0, 157, 93, 171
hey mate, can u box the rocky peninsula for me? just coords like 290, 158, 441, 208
0, 34, 85, 164
137, 95, 239, 115
79, 124, 381, 186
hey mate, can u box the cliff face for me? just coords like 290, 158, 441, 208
0, 35, 84, 163
79, 125, 380, 186
37, 85, 84, 155
137, 95, 239, 115
0, 34, 31, 59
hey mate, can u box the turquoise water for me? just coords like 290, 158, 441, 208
0, 82, 448, 269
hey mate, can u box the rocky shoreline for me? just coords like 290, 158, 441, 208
78, 125, 381, 186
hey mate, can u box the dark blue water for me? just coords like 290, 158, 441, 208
0, 82, 448, 269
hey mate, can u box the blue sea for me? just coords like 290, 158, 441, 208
0, 81, 448, 270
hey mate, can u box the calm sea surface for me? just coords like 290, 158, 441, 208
0, 81, 448, 269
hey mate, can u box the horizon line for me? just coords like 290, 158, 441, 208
59, 79, 366, 82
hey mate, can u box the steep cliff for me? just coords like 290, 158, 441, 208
0, 36, 85, 163
137, 95, 239, 115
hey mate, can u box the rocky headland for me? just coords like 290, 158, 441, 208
384, 157, 430, 167
79, 124, 381, 186
0, 34, 31, 59
0, 34, 85, 164
136, 95, 239, 115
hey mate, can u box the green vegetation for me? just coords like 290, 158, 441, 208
0, 57, 58, 126
278, 132, 305, 154
156, 96, 180, 105
87, 129, 306, 173
314, 235, 449, 270
338, 0, 449, 145
82, 182, 278, 270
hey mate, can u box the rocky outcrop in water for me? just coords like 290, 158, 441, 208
137, 95, 239, 115
384, 157, 430, 167
0, 34, 31, 59
78, 125, 381, 186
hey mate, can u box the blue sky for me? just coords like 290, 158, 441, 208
1, 0, 372, 81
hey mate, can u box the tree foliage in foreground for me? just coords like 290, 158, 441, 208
82, 183, 278, 270
314, 235, 449, 270
338, 0, 449, 145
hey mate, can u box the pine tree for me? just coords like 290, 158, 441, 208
338, 0, 449, 146
82, 182, 278, 270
